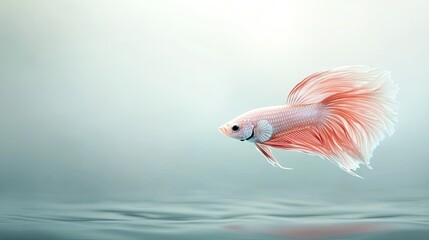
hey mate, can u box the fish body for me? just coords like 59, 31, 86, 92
228, 103, 325, 142
219, 66, 398, 177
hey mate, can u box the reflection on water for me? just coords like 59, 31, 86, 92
0, 196, 428, 240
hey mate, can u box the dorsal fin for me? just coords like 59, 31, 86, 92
286, 66, 378, 104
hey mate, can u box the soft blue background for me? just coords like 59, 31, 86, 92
0, 1, 428, 239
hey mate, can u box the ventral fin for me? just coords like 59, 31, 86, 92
255, 143, 292, 170
255, 120, 273, 142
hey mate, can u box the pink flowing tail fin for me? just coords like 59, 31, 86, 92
287, 66, 399, 177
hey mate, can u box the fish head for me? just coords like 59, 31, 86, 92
219, 118, 254, 141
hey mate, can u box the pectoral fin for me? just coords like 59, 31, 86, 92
255, 143, 292, 170
254, 120, 273, 142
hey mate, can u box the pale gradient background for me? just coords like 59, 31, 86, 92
0, 0, 428, 204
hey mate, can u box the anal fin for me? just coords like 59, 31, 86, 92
255, 143, 292, 170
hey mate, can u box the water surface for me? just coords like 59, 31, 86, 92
1, 193, 428, 240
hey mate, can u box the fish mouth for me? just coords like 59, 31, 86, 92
218, 126, 228, 135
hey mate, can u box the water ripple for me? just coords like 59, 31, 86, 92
0, 198, 428, 240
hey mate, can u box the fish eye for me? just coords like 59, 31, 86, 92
232, 125, 240, 131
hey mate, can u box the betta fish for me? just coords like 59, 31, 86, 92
219, 66, 398, 178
